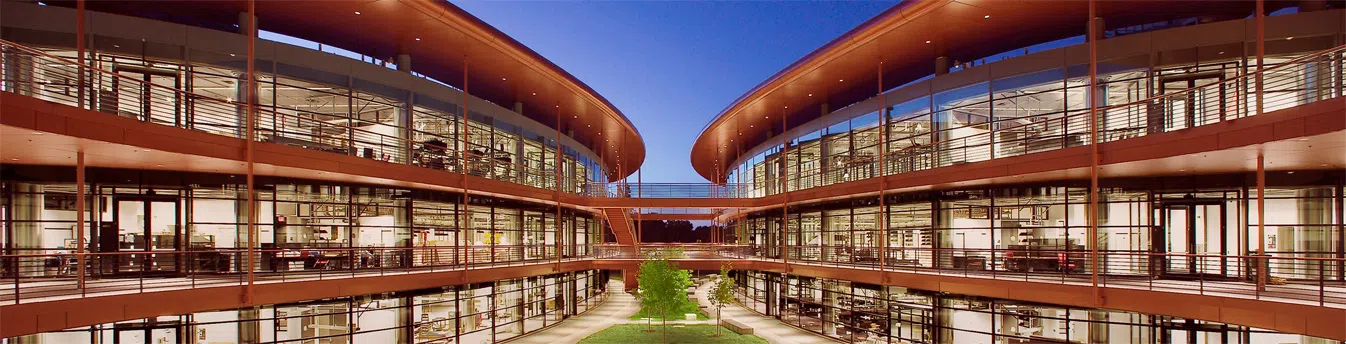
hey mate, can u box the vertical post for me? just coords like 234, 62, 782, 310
1256, 0, 1265, 117
244, 0, 257, 303
1257, 153, 1266, 290
461, 59, 470, 271
76, 0, 86, 109
555, 105, 562, 267
1087, 0, 1101, 306
76, 151, 86, 288
877, 61, 888, 270
637, 168, 642, 245
781, 108, 789, 265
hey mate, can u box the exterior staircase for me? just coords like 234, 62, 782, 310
600, 208, 638, 245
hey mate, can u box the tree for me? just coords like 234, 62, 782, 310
636, 247, 690, 343
709, 262, 737, 337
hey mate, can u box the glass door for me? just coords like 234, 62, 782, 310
1159, 71, 1226, 131
112, 321, 182, 344
114, 67, 181, 126
1157, 201, 1228, 278
113, 196, 182, 276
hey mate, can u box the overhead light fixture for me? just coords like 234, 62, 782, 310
925, 40, 931, 44
230, 53, 236, 57
807, 93, 812, 97
1287, 36, 1294, 40
532, 92, 537, 96
839, 79, 844, 82
9, 158, 17, 161
501, 77, 507, 81
415, 38, 421, 41
984, 15, 990, 19
355, 11, 361, 15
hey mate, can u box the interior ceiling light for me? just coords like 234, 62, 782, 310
984, 15, 990, 19
807, 93, 812, 97
415, 38, 421, 41
501, 77, 507, 81
354, 11, 361, 15
925, 40, 931, 44
532, 92, 537, 96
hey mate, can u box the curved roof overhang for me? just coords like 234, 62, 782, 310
54, 0, 644, 180
691, 0, 1297, 183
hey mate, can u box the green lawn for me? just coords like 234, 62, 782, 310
579, 324, 766, 344
628, 297, 710, 321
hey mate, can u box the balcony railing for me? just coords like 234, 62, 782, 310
593, 244, 752, 260
734, 44, 1346, 197
0, 244, 598, 305
0, 39, 589, 194
759, 245, 1345, 307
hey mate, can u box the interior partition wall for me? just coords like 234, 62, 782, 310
4, 270, 607, 344
0, 166, 601, 279
733, 270, 1338, 344
730, 172, 1345, 281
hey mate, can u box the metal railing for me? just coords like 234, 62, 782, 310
725, 44, 1346, 197
0, 244, 597, 305
756, 245, 1345, 307
0, 40, 588, 194
593, 244, 752, 260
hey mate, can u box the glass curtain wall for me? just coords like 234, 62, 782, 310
723, 41, 1338, 197
734, 271, 1339, 344
6, 270, 607, 344
11, 40, 609, 193
0, 167, 601, 279
732, 180, 1344, 281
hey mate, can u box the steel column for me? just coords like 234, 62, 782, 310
243, 0, 257, 303
1087, 0, 1101, 305
75, 151, 85, 289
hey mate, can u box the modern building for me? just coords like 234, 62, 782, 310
693, 0, 1345, 343
3, 0, 1345, 343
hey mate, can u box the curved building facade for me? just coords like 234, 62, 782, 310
694, 1, 1346, 343
3, 0, 1346, 343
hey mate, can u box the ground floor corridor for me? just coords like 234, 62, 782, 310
508, 279, 838, 344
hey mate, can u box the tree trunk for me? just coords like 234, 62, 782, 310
717, 308, 722, 336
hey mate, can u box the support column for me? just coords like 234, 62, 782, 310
76, 151, 86, 288
935, 56, 951, 76
396, 54, 411, 73
76, 0, 86, 109
1086, 1, 1102, 306
243, 0, 259, 304
237, 307, 261, 343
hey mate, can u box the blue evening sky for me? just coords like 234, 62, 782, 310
453, 1, 898, 183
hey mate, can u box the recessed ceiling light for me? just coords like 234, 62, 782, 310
501, 77, 507, 81
925, 40, 931, 44
415, 38, 421, 41
532, 92, 537, 96
574, 115, 578, 118
587, 124, 591, 127
1287, 36, 1294, 40
1287, 171, 1295, 174
230, 54, 236, 57
983, 15, 990, 19
807, 93, 812, 97
354, 11, 361, 15
9, 158, 17, 161
114, 44, 120, 48
765, 116, 769, 119
838, 79, 844, 82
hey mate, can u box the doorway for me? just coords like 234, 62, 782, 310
114, 66, 182, 126
1155, 200, 1229, 279
111, 195, 182, 276
1158, 69, 1227, 131
112, 320, 183, 344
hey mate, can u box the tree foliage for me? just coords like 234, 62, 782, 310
636, 247, 693, 343
709, 262, 737, 336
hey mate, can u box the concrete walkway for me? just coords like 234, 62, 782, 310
510, 278, 838, 344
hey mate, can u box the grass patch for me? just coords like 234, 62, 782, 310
579, 324, 766, 344
629, 297, 709, 321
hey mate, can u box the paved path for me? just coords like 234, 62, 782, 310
510, 278, 839, 344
